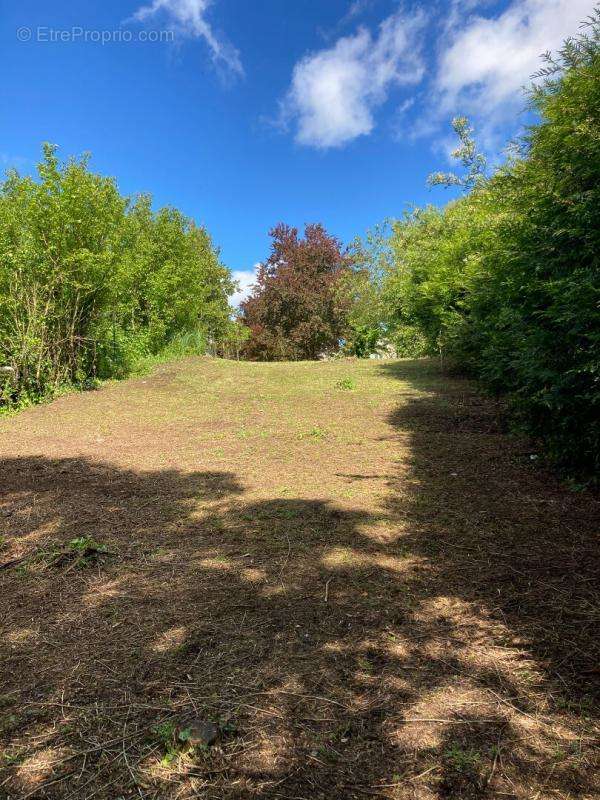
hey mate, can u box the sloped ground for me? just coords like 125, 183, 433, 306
0, 357, 598, 800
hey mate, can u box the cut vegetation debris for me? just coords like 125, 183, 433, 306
0, 357, 598, 799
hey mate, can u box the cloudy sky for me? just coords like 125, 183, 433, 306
1, 0, 593, 304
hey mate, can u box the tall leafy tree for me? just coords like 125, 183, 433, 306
240, 223, 351, 360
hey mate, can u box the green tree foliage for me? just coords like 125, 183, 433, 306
344, 224, 388, 358
0, 145, 233, 406
385, 15, 600, 481
386, 199, 492, 364
341, 266, 384, 358
217, 318, 251, 360
427, 116, 488, 191
240, 223, 351, 360
346, 223, 427, 358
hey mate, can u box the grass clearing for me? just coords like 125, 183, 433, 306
0, 356, 598, 799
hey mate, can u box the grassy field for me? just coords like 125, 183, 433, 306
0, 357, 598, 799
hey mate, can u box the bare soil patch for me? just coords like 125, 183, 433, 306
1, 357, 598, 799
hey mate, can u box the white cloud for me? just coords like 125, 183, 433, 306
229, 265, 260, 308
283, 9, 426, 148
344, 0, 372, 22
436, 0, 594, 117
132, 0, 243, 75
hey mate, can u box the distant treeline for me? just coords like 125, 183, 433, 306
0, 144, 242, 407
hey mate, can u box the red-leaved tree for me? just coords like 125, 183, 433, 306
240, 223, 351, 361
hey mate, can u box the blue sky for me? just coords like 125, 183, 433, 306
1, 0, 593, 303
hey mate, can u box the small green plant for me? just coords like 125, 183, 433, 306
153, 719, 178, 764
1, 748, 23, 766
443, 745, 481, 773
177, 727, 192, 743
69, 536, 106, 553
153, 721, 176, 743
6, 538, 109, 573
335, 377, 356, 391
81, 376, 101, 391
298, 426, 327, 441
70, 536, 107, 561
273, 506, 298, 519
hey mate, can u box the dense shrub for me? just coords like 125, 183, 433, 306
0, 145, 233, 407
384, 18, 600, 481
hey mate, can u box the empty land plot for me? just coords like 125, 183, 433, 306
1, 357, 598, 799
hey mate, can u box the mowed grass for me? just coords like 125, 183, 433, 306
0, 356, 598, 799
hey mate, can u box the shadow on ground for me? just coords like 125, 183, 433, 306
1, 361, 599, 799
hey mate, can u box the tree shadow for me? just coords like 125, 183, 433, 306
379, 359, 600, 795
379, 359, 600, 696
1, 365, 599, 800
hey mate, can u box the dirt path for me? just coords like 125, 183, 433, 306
1, 357, 598, 799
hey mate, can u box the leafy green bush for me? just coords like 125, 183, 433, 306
0, 145, 233, 407
384, 16, 600, 482
335, 377, 356, 390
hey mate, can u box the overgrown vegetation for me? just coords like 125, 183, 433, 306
0, 145, 234, 409
380, 17, 600, 482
